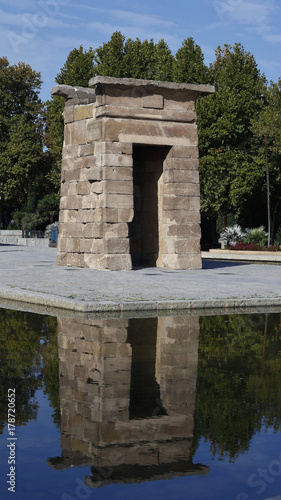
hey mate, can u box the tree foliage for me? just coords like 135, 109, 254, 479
0, 309, 60, 433
251, 79, 281, 238
192, 313, 281, 461
0, 58, 44, 218
173, 37, 210, 84
197, 44, 267, 229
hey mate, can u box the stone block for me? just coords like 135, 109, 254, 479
100, 208, 119, 222
160, 253, 200, 269
74, 155, 96, 169
90, 181, 104, 194
76, 181, 91, 195
80, 239, 104, 253
164, 93, 195, 111
60, 222, 84, 238
65, 238, 81, 253
66, 253, 84, 267
162, 224, 201, 239
76, 209, 98, 223
162, 196, 189, 211
57, 237, 67, 252
106, 180, 133, 195
83, 253, 105, 269
104, 238, 129, 254
104, 89, 142, 109
117, 209, 134, 222
85, 167, 102, 182
164, 183, 200, 197
74, 104, 94, 121
73, 120, 86, 145
64, 122, 73, 146
102, 153, 133, 167
60, 195, 82, 210
86, 119, 102, 142
166, 146, 199, 159
104, 223, 128, 238
102, 166, 132, 181
64, 169, 82, 182
62, 145, 79, 159
94, 141, 132, 156
82, 223, 103, 238
78, 143, 96, 156
104, 194, 133, 209
165, 158, 199, 170
161, 237, 200, 255
172, 170, 199, 184
60, 210, 78, 222
81, 193, 99, 209
103, 117, 195, 146
162, 210, 201, 225
177, 254, 202, 269
104, 356, 131, 371
116, 343, 132, 357
103, 254, 132, 270
189, 196, 201, 212
61, 181, 77, 197
63, 106, 74, 124
142, 94, 164, 109
173, 237, 201, 254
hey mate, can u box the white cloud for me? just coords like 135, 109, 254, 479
213, 0, 274, 25
263, 33, 281, 43
109, 9, 177, 29
213, 0, 281, 45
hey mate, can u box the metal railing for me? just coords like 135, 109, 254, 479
22, 230, 44, 239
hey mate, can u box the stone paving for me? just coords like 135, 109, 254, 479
0, 244, 281, 314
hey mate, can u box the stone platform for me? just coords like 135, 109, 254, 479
1, 245, 281, 315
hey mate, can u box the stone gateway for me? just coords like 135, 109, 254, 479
51, 76, 214, 270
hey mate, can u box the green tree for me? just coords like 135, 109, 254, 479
173, 37, 210, 84
251, 79, 281, 243
95, 32, 174, 81
192, 313, 281, 461
0, 58, 44, 224
0, 309, 59, 432
197, 44, 266, 230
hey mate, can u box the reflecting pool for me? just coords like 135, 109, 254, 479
1, 308, 281, 499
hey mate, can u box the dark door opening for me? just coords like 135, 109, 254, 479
127, 317, 168, 420
129, 145, 170, 267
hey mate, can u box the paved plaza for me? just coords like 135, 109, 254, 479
0, 244, 281, 314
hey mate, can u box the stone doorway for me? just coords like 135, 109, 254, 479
129, 145, 170, 267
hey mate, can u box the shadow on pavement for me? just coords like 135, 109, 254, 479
202, 259, 250, 269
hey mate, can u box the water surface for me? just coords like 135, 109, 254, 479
1, 309, 281, 500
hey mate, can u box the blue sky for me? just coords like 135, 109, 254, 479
1, 0, 281, 102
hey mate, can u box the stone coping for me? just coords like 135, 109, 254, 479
205, 249, 281, 262
2, 288, 281, 318
89, 75, 215, 95
209, 249, 281, 255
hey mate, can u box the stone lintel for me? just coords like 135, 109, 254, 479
89, 75, 215, 98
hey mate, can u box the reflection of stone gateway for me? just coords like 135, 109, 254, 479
51, 76, 214, 270
48, 315, 209, 486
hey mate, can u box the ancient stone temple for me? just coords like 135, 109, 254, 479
51, 76, 214, 270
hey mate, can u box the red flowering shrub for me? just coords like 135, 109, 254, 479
229, 243, 278, 251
